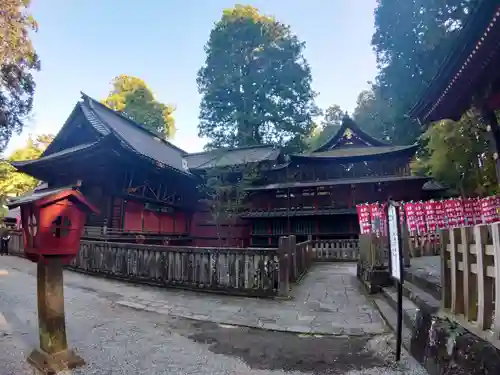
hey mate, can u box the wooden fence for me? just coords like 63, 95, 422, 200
7, 232, 360, 298
72, 241, 280, 297
441, 224, 500, 348
313, 239, 359, 262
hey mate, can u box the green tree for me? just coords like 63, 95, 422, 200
0, 134, 54, 199
102, 75, 176, 139
415, 112, 497, 196
353, 0, 472, 144
0, 0, 40, 152
197, 5, 318, 152
307, 105, 345, 151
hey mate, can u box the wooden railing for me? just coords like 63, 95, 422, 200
313, 239, 359, 262
71, 241, 279, 297
8, 230, 23, 256
7, 232, 360, 298
286, 236, 314, 282
407, 232, 441, 258
82, 226, 189, 239
441, 224, 500, 347
8, 232, 314, 298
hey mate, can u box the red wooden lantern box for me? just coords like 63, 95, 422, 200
8, 187, 99, 263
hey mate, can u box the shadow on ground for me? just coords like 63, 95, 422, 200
166, 317, 398, 374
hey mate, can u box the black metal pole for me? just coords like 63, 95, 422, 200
286, 163, 290, 236
396, 278, 403, 361
395, 202, 404, 362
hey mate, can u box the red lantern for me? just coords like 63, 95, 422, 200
9, 187, 99, 264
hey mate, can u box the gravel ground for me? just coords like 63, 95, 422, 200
0, 258, 428, 374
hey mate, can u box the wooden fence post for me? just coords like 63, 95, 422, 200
278, 236, 290, 297
307, 235, 313, 268
289, 235, 297, 281
401, 221, 411, 267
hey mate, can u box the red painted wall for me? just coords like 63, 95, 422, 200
123, 201, 189, 234
190, 203, 250, 247
124, 201, 143, 232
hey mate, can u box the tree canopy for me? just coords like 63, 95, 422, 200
0, 134, 54, 199
102, 75, 176, 139
0, 0, 40, 153
197, 5, 318, 152
354, 0, 472, 145
414, 112, 497, 196
348, 0, 497, 195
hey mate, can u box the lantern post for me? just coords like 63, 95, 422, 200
8, 187, 99, 374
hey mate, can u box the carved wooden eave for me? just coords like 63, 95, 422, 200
245, 175, 431, 192
313, 116, 388, 153
410, 2, 500, 123
290, 116, 418, 164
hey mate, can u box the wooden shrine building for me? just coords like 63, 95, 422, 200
12, 93, 198, 244
410, 0, 500, 182
185, 145, 284, 247
11, 94, 444, 247
242, 116, 442, 247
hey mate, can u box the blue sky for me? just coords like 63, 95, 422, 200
5, 0, 378, 155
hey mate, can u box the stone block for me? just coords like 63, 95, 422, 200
27, 348, 85, 374
411, 311, 500, 375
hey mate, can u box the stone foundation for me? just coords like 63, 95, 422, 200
411, 311, 500, 375
356, 262, 391, 294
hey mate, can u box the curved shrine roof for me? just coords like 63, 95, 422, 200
293, 116, 418, 162
80, 93, 192, 176
291, 144, 417, 161
185, 145, 280, 170
409, 1, 500, 123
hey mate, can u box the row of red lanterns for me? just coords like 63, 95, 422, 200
356, 196, 500, 236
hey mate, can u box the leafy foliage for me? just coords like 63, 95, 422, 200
102, 75, 176, 139
0, 0, 40, 152
354, 0, 472, 144
0, 134, 54, 199
415, 112, 497, 197
351, 0, 488, 195
307, 105, 345, 151
197, 5, 318, 152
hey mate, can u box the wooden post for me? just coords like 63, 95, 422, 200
289, 235, 297, 281
401, 221, 411, 267
278, 236, 290, 297
27, 258, 85, 374
307, 234, 313, 269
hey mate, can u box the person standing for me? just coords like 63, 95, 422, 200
0, 225, 8, 255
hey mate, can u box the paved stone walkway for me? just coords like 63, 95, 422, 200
0, 255, 429, 375
2, 256, 386, 336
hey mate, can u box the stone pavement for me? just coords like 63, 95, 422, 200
0, 255, 429, 374
407, 255, 441, 286
2, 256, 387, 336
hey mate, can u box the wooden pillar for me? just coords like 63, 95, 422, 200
278, 236, 290, 297
482, 109, 500, 185
27, 258, 85, 374
289, 235, 297, 281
